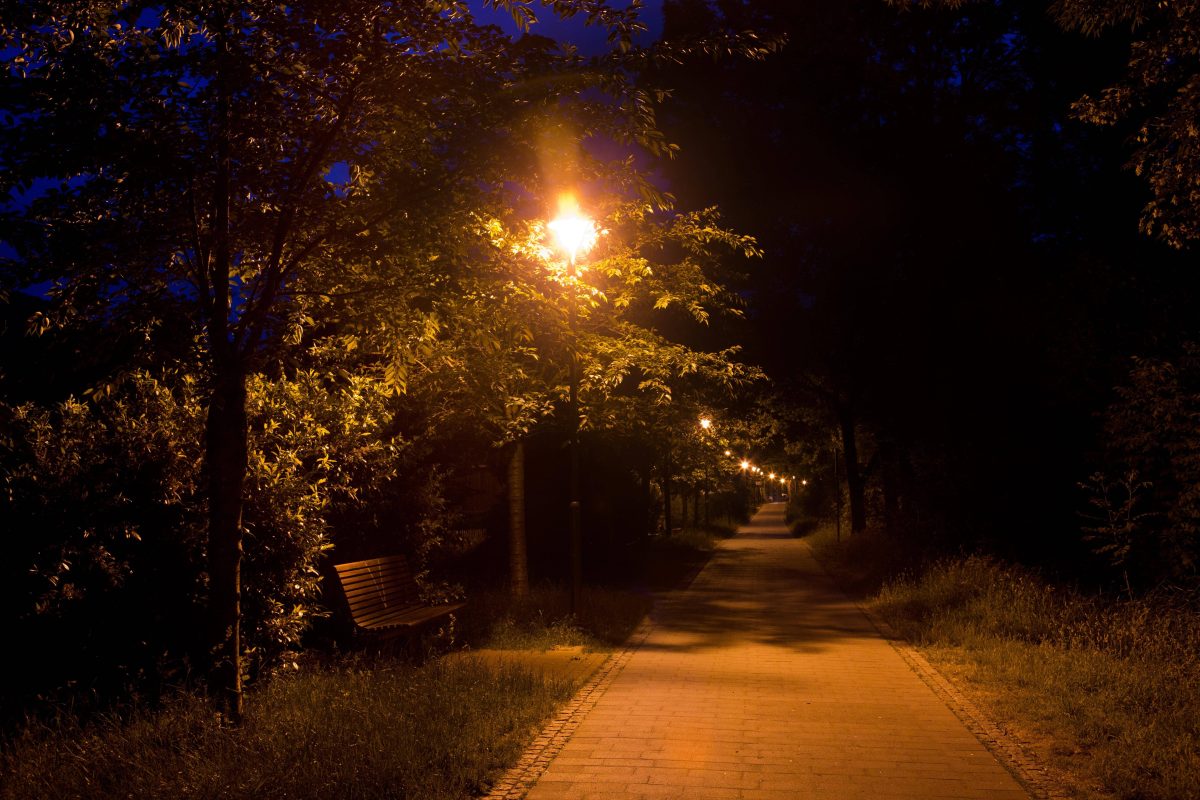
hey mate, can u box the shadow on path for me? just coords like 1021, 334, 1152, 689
638, 504, 871, 655
513, 502, 1032, 800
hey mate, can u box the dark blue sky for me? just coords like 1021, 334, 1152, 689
471, 1, 664, 54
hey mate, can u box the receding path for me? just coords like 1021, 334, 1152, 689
517, 503, 1032, 800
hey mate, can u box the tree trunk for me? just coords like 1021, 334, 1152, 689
640, 452, 655, 540
206, 25, 246, 723
880, 437, 900, 537
205, 363, 248, 724
662, 447, 673, 535
833, 445, 842, 541
507, 440, 529, 598
838, 406, 867, 534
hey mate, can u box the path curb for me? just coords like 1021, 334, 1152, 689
856, 602, 1073, 800
482, 617, 657, 800
484, 542, 718, 799
799, 536, 1072, 800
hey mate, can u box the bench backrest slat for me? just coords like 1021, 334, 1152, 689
333, 555, 424, 628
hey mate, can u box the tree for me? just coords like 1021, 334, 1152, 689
1053, 0, 1200, 249
1083, 346, 1200, 586
1, 1, 775, 720
655, 0, 1112, 547
0, 0, 628, 721
470, 199, 763, 578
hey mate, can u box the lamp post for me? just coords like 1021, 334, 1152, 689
549, 199, 596, 616
699, 417, 712, 525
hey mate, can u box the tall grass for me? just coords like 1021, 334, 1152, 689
1, 655, 576, 800
804, 520, 929, 595
455, 583, 652, 652
871, 556, 1200, 800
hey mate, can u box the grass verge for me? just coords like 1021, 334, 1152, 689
2, 528, 715, 800
457, 583, 653, 652
806, 522, 1200, 800
0, 582, 648, 799
0, 655, 577, 800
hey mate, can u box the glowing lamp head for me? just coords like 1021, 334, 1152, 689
740, 460, 750, 471
768, 472, 776, 480
724, 450, 732, 457
699, 417, 712, 430
548, 196, 597, 265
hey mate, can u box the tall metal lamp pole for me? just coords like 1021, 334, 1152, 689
549, 201, 596, 616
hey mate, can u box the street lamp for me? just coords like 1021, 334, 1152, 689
549, 196, 596, 616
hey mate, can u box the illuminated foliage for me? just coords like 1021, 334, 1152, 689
1054, 0, 1200, 248
0, 0, 768, 717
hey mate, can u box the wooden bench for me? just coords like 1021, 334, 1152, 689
332, 555, 466, 642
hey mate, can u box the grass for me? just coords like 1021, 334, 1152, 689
806, 522, 1200, 800
1, 547, 690, 799
802, 519, 928, 595
455, 525, 725, 652
0, 655, 576, 800
627, 522, 734, 590
1, 528, 717, 800
456, 583, 653, 652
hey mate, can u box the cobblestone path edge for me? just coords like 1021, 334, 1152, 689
481, 615, 657, 800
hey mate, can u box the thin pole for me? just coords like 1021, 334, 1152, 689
704, 464, 711, 526
834, 446, 841, 543
568, 256, 582, 616
663, 436, 673, 535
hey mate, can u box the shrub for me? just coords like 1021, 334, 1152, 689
0, 368, 424, 717
1086, 346, 1200, 587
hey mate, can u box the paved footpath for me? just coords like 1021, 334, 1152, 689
519, 503, 1032, 800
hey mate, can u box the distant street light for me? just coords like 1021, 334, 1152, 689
549, 195, 597, 616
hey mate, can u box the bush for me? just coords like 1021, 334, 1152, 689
1085, 346, 1200, 587
1, 373, 207, 720
0, 368, 425, 719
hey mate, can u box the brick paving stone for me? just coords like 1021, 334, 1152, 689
499, 503, 1035, 800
